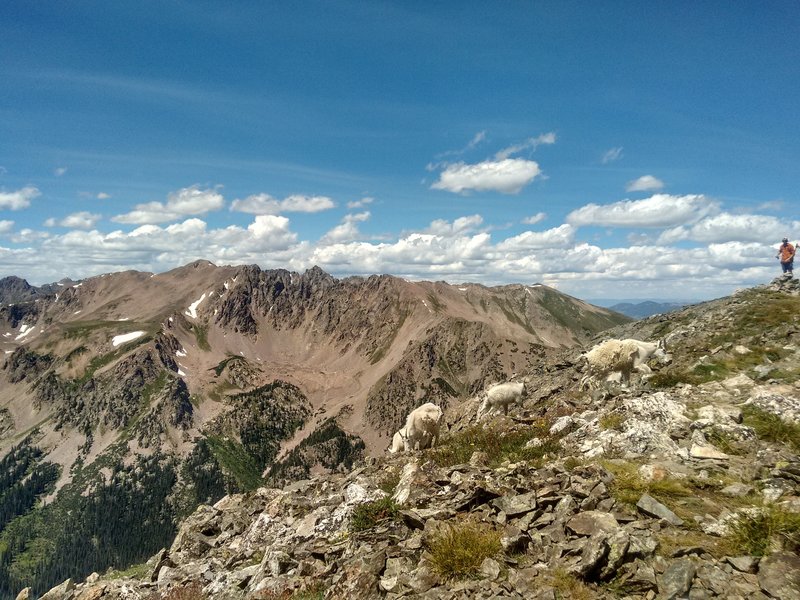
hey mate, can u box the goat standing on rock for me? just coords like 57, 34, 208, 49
477, 380, 527, 420
579, 338, 670, 390
388, 402, 443, 452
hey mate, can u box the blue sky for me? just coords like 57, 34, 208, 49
1, 1, 798, 300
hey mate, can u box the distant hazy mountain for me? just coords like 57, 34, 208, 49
609, 300, 685, 318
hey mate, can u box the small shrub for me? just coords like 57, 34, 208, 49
742, 405, 800, 451
726, 506, 800, 556
427, 520, 501, 580
350, 496, 399, 532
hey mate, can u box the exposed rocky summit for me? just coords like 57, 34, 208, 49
22, 276, 800, 600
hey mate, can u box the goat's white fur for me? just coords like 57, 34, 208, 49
477, 380, 527, 419
580, 338, 669, 390
394, 403, 443, 452
388, 428, 406, 453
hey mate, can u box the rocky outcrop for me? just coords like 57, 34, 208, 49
0, 276, 48, 305
364, 319, 544, 434
3, 347, 53, 383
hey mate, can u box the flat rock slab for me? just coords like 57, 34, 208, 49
636, 493, 684, 526
566, 510, 619, 536
690, 443, 730, 460
758, 551, 800, 600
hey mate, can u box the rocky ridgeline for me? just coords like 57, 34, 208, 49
18, 278, 800, 600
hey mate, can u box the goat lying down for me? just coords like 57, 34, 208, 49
388, 402, 443, 453
580, 338, 670, 390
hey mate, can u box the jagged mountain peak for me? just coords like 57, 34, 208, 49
10, 275, 800, 600
0, 260, 637, 597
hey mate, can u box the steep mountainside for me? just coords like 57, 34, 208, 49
0, 261, 627, 597
19, 276, 800, 600
16, 275, 800, 600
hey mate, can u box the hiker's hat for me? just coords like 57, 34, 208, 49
783, 237, 789, 242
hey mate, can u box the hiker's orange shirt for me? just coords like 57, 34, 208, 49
780, 243, 796, 261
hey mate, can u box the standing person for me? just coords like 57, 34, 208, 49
776, 237, 795, 276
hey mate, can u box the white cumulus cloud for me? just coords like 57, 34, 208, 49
0, 220, 14, 234
426, 215, 484, 236
567, 194, 719, 228
626, 175, 665, 192
320, 212, 371, 244
112, 186, 224, 224
97, 192, 111, 200
230, 193, 335, 215
496, 224, 575, 252
0, 186, 40, 210
44, 211, 102, 230
685, 213, 800, 244
431, 158, 542, 194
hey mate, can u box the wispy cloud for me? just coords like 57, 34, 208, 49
522, 212, 547, 225
434, 130, 488, 160
97, 192, 112, 200
0, 220, 14, 234
601, 147, 623, 164
626, 175, 664, 192
347, 196, 374, 209
54, 167, 68, 177
494, 132, 556, 160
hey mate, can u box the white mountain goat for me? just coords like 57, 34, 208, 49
477, 380, 527, 419
388, 428, 406, 453
579, 338, 670, 390
389, 402, 443, 452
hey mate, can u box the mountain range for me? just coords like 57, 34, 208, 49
0, 261, 629, 596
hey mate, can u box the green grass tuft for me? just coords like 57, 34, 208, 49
429, 422, 560, 468
726, 506, 800, 556
350, 496, 400, 532
602, 460, 694, 507
427, 520, 502, 580
742, 405, 800, 451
